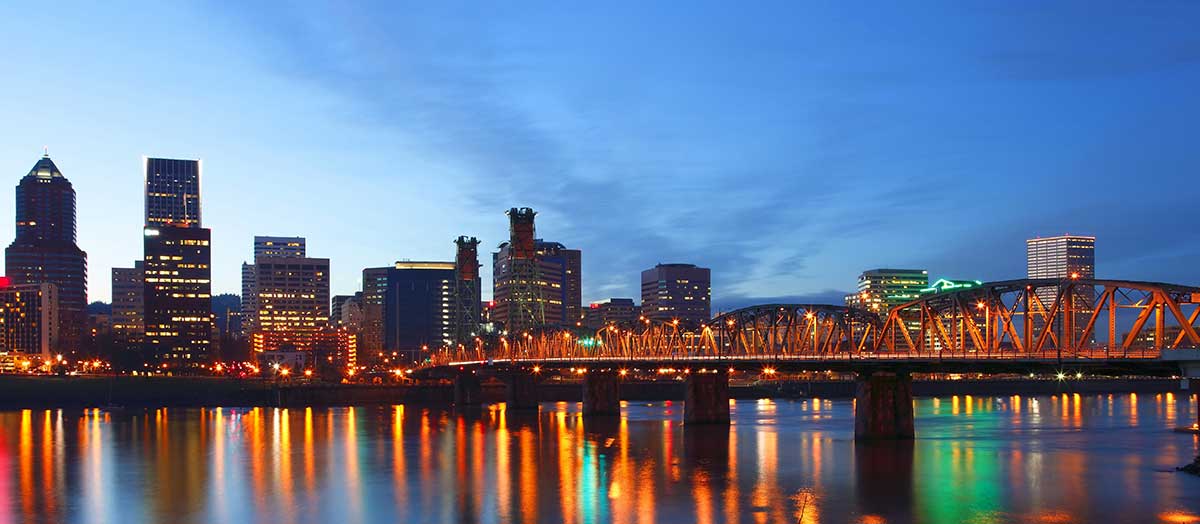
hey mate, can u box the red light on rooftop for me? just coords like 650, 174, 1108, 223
0, 276, 9, 288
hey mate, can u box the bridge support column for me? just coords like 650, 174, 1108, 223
504, 372, 539, 410
453, 372, 482, 406
685, 370, 730, 424
582, 370, 620, 416
854, 371, 914, 440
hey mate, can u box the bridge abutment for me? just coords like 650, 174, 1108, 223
582, 370, 620, 416
685, 370, 730, 424
854, 371, 914, 440
453, 372, 483, 406
504, 372, 539, 410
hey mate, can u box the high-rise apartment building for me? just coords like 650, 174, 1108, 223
640, 263, 711, 326
5, 154, 87, 354
384, 261, 455, 362
142, 157, 212, 365
844, 268, 929, 314
111, 262, 144, 351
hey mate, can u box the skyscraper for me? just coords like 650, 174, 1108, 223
384, 261, 455, 362
0, 281, 58, 365
1027, 234, 1096, 343
142, 157, 212, 366
5, 153, 87, 354
360, 266, 391, 363
640, 263, 711, 326
493, 240, 582, 331
111, 262, 144, 353
844, 269, 930, 314
249, 255, 330, 354
241, 236, 308, 334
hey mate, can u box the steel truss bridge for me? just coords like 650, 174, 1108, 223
425, 279, 1200, 376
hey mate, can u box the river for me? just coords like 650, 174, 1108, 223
0, 393, 1197, 523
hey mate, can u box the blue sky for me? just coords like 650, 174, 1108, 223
1, 1, 1198, 309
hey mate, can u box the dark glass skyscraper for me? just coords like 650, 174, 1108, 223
5, 154, 87, 354
142, 157, 212, 366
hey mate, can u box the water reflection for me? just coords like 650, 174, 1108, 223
0, 393, 1196, 523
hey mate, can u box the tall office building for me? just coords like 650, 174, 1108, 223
1027, 235, 1096, 344
493, 240, 582, 331
641, 263, 711, 326
241, 236, 308, 334
142, 157, 212, 365
111, 262, 144, 351
384, 261, 455, 362
360, 266, 391, 363
844, 268, 929, 313
0, 281, 58, 368
249, 254, 330, 353
1027, 235, 1095, 282
5, 154, 87, 354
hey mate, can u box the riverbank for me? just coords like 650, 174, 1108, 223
0, 375, 1184, 409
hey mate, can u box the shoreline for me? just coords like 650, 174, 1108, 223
0, 375, 1185, 409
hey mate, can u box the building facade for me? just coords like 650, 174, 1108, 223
360, 266, 391, 364
583, 298, 639, 329
844, 268, 929, 314
492, 240, 582, 332
5, 154, 87, 354
241, 236, 309, 334
143, 226, 212, 364
640, 263, 711, 326
384, 262, 455, 362
0, 281, 58, 363
142, 157, 212, 366
1027, 234, 1096, 343
111, 262, 144, 351
250, 256, 330, 353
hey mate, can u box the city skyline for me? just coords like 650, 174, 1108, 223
2, 3, 1199, 309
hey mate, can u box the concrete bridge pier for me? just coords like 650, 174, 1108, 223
453, 371, 483, 406
504, 372, 539, 410
854, 371, 914, 440
582, 370, 621, 416
685, 370, 730, 424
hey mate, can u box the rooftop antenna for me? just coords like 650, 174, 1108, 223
42, 146, 49, 157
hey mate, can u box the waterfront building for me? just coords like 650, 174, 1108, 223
5, 154, 87, 354
641, 263, 711, 326
583, 298, 639, 329
111, 262, 144, 351
844, 268, 929, 314
249, 256, 330, 354
384, 261, 455, 362
0, 280, 58, 367
143, 226, 212, 364
241, 236, 308, 334
142, 157, 212, 365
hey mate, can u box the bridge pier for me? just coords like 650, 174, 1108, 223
504, 372, 539, 410
685, 370, 730, 424
582, 370, 621, 416
854, 371, 914, 440
453, 371, 483, 406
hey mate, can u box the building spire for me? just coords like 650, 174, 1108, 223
42, 145, 49, 158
